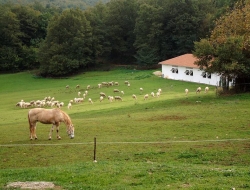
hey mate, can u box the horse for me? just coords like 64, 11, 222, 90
28, 108, 74, 140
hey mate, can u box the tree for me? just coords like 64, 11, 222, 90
38, 8, 93, 77
103, 0, 139, 63
193, 1, 250, 91
134, 2, 163, 66
0, 5, 23, 72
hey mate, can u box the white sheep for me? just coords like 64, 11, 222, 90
114, 82, 119, 86
124, 81, 129, 84
132, 94, 137, 100
66, 85, 69, 89
185, 89, 189, 96
127, 83, 130, 87
151, 92, 155, 97
196, 87, 201, 94
156, 92, 160, 98
108, 96, 114, 103
78, 91, 81, 97
100, 92, 106, 97
144, 94, 149, 100
158, 88, 162, 94
85, 90, 88, 95
98, 84, 102, 88
76, 84, 80, 89
121, 91, 124, 95
113, 89, 119, 93
67, 102, 72, 109
88, 98, 93, 104
87, 85, 90, 89
114, 96, 122, 101
100, 96, 104, 102
205, 87, 209, 93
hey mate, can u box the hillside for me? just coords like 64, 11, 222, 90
0, 0, 110, 9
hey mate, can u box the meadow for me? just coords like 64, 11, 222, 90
0, 69, 249, 189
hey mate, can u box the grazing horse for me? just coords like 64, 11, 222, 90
28, 108, 74, 140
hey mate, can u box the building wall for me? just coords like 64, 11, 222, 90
161, 65, 220, 86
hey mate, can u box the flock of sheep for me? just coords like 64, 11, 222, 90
15, 80, 209, 110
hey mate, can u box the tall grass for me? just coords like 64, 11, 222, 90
0, 70, 249, 189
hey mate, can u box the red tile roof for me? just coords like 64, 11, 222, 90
159, 54, 199, 68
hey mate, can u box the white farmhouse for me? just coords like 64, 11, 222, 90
159, 54, 221, 86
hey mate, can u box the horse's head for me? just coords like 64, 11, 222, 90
67, 124, 74, 139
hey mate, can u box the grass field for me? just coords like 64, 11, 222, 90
0, 69, 249, 189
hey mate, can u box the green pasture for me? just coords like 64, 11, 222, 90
0, 69, 249, 189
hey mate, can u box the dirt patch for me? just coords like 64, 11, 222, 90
6, 181, 59, 189
153, 71, 162, 77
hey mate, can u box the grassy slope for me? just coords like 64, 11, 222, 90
0, 70, 249, 189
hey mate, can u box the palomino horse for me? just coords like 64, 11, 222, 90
28, 108, 74, 140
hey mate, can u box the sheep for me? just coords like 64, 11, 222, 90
113, 89, 119, 93
76, 84, 80, 89
78, 91, 81, 97
108, 96, 114, 102
82, 93, 86, 98
127, 83, 130, 87
144, 94, 149, 100
196, 87, 201, 94
88, 98, 93, 104
205, 87, 209, 93
100, 96, 104, 102
158, 88, 162, 94
108, 82, 114, 86
66, 85, 69, 89
121, 91, 124, 95
124, 81, 129, 84
114, 96, 122, 101
140, 88, 143, 93
156, 92, 160, 98
114, 82, 119, 86
98, 84, 102, 88
185, 89, 189, 96
59, 102, 64, 107
151, 92, 155, 97
85, 90, 88, 95
67, 102, 72, 109
101, 82, 108, 86
132, 94, 137, 100
100, 92, 106, 97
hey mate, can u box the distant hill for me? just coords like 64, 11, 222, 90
0, 0, 110, 9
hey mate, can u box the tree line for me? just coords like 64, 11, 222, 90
0, 0, 244, 78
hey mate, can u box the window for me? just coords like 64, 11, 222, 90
201, 72, 206, 78
171, 67, 178, 74
184, 70, 189, 75
189, 70, 193, 76
207, 73, 211, 79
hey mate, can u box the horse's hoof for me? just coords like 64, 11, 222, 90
30, 138, 33, 140
57, 137, 61, 140
35, 138, 38, 140
48, 138, 51, 140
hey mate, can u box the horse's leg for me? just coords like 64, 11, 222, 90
29, 123, 36, 140
29, 124, 34, 140
34, 126, 38, 140
49, 124, 55, 140
56, 123, 61, 140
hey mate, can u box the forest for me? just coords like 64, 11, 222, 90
1, 0, 250, 88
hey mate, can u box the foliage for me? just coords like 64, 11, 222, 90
193, 1, 250, 90
38, 9, 93, 77
0, 0, 245, 76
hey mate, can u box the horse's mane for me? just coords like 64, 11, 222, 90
59, 109, 72, 126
